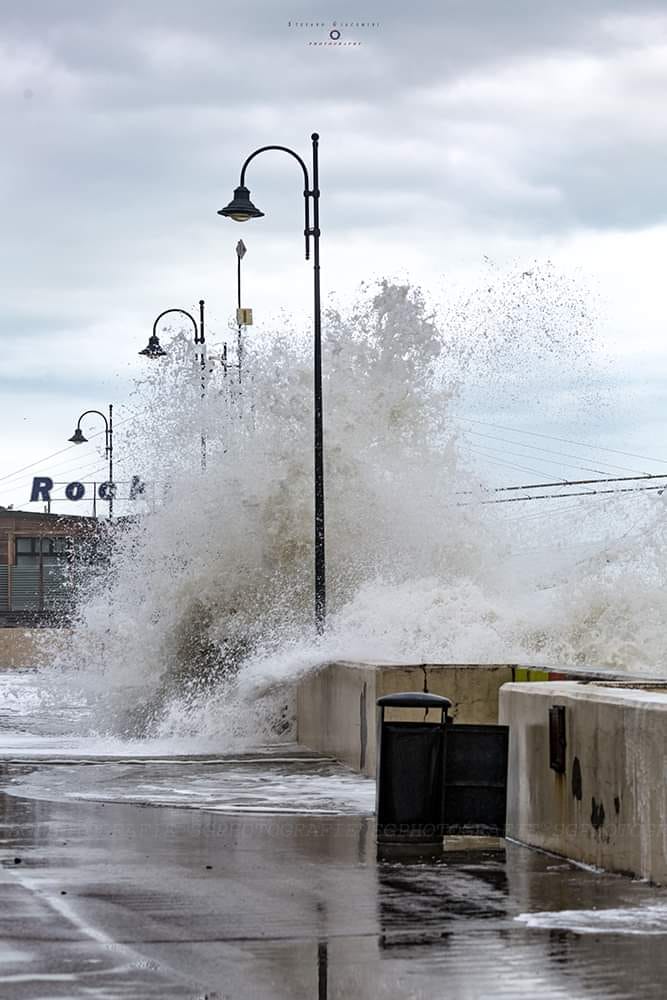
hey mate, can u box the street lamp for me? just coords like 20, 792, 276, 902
68, 405, 114, 519
139, 300, 207, 472
218, 133, 326, 632
140, 300, 206, 361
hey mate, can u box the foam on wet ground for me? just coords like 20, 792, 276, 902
5, 752, 376, 816
516, 903, 667, 935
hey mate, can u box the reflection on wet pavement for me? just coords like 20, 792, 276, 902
2, 671, 667, 998
2, 758, 667, 999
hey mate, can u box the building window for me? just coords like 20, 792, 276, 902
15, 537, 70, 565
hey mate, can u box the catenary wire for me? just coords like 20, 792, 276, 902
463, 484, 667, 506
0, 412, 136, 487
465, 450, 569, 482
465, 443, 609, 479
462, 429, 648, 476
458, 416, 667, 466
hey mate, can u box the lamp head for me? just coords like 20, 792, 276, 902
139, 333, 167, 359
218, 186, 264, 222
68, 428, 87, 444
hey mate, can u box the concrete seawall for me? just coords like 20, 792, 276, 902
295, 660, 655, 778
500, 681, 667, 884
298, 662, 667, 884
297, 661, 515, 776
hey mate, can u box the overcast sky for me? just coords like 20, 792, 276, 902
2, 0, 667, 513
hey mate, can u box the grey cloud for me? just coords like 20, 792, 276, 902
4, 1, 663, 111
1, 1, 667, 364
0, 373, 113, 396
531, 135, 667, 230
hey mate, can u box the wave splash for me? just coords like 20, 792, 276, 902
43, 269, 667, 741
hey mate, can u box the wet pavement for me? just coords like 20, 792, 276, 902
3, 757, 667, 999
2, 749, 376, 817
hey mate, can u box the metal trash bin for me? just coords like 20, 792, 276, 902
376, 691, 451, 849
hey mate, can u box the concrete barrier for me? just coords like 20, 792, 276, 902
500, 681, 667, 885
295, 661, 659, 777
297, 662, 515, 776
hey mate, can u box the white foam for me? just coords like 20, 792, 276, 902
8, 757, 376, 816
516, 903, 667, 935
12, 272, 667, 747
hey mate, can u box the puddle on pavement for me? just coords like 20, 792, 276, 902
2, 753, 376, 816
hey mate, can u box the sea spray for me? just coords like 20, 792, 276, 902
40, 269, 667, 741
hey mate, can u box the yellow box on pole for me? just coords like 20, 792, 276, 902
236, 308, 253, 326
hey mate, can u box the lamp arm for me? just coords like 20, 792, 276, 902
239, 145, 310, 189
76, 409, 109, 432
239, 145, 312, 260
152, 308, 200, 344
75, 409, 111, 460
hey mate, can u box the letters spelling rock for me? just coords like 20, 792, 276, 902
30, 476, 145, 503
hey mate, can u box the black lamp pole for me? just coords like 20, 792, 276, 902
140, 302, 207, 471
68, 405, 114, 519
218, 133, 326, 632
236, 239, 246, 383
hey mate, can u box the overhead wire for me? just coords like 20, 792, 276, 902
466, 443, 599, 480
458, 416, 667, 466
0, 452, 119, 501
463, 428, 647, 476
501, 500, 591, 524
1, 452, 112, 493
466, 483, 667, 505
0, 441, 96, 485
458, 472, 667, 497
464, 449, 569, 484
0, 412, 136, 488
50, 461, 113, 483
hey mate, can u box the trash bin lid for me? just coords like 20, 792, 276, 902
377, 691, 452, 710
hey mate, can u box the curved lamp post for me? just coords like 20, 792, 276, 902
218, 133, 326, 632
139, 301, 207, 472
68, 405, 113, 519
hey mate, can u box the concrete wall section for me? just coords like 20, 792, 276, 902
298, 662, 378, 774
298, 662, 514, 776
500, 682, 667, 884
0, 628, 58, 668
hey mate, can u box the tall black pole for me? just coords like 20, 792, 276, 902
236, 242, 243, 384
237, 251, 241, 310
311, 134, 325, 632
107, 403, 113, 520
199, 299, 207, 472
